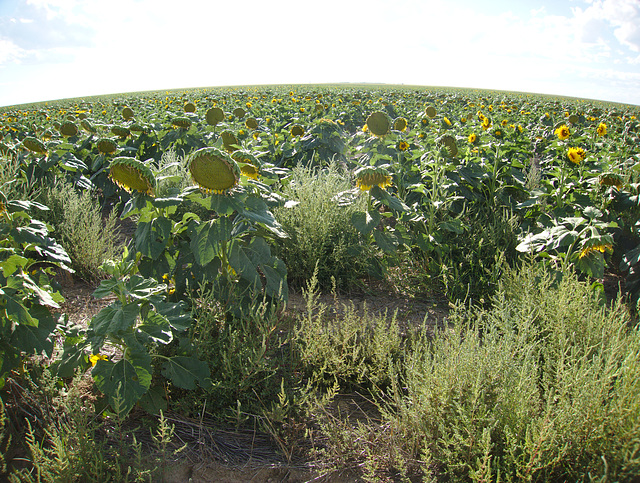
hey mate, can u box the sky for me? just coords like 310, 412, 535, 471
0, 0, 639, 107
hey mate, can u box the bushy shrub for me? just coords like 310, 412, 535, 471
273, 161, 379, 291
41, 181, 120, 281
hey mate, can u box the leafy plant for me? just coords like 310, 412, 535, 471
0, 191, 70, 389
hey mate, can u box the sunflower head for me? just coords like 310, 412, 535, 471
567, 147, 586, 164
22, 136, 47, 155
221, 131, 240, 152
598, 172, 623, 189
172, 116, 192, 130
425, 106, 437, 118
366, 111, 391, 137
393, 117, 408, 132
60, 121, 79, 137
290, 124, 305, 137
189, 147, 240, 194
122, 107, 135, 120
184, 102, 196, 113
233, 107, 246, 119
468, 133, 477, 144
109, 157, 156, 196
438, 134, 458, 157
555, 124, 570, 140
245, 117, 259, 130
96, 137, 118, 155
232, 151, 262, 180
206, 107, 225, 126
111, 125, 131, 138
354, 166, 393, 191
597, 123, 607, 136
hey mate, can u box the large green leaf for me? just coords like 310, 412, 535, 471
351, 210, 380, 235
370, 185, 409, 212
93, 359, 151, 416
4, 294, 37, 326
153, 300, 192, 332
137, 311, 173, 345
90, 302, 140, 336
161, 356, 210, 390
10, 305, 57, 355
135, 217, 173, 260
261, 258, 288, 300
228, 243, 261, 287
0, 254, 28, 277
373, 229, 399, 253
190, 218, 233, 266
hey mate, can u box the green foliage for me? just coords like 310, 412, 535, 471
0, 192, 70, 389
294, 269, 405, 391
273, 162, 378, 290
185, 283, 293, 418
40, 181, 120, 281
382, 263, 640, 481
63, 250, 211, 416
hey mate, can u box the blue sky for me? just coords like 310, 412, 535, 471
0, 0, 639, 107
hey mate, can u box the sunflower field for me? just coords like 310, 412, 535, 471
1, 85, 639, 481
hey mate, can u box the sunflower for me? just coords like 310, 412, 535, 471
355, 166, 393, 191
232, 151, 261, 180
579, 243, 612, 259
366, 111, 391, 136
597, 122, 607, 136
397, 140, 409, 151
555, 124, 570, 140
189, 147, 240, 194
109, 157, 156, 196
598, 173, 623, 189
468, 133, 477, 144
567, 147, 586, 164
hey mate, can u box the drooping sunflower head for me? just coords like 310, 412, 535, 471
233, 107, 246, 119
96, 137, 118, 155
60, 121, 79, 137
438, 134, 458, 157
555, 124, 570, 140
598, 172, 623, 189
111, 125, 131, 138
245, 117, 259, 130
205, 107, 225, 126
189, 146, 240, 194
354, 166, 393, 191
122, 107, 135, 120
366, 111, 391, 137
22, 136, 47, 155
232, 151, 262, 180
81, 119, 96, 134
220, 130, 240, 152
109, 157, 156, 196
393, 117, 408, 132
172, 116, 192, 130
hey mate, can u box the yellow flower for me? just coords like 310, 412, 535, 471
555, 125, 570, 140
567, 147, 586, 164
597, 123, 607, 136
397, 140, 409, 151
443, 117, 452, 126
90, 354, 108, 366
579, 243, 612, 259
481, 118, 491, 130
468, 133, 477, 144
355, 167, 393, 191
